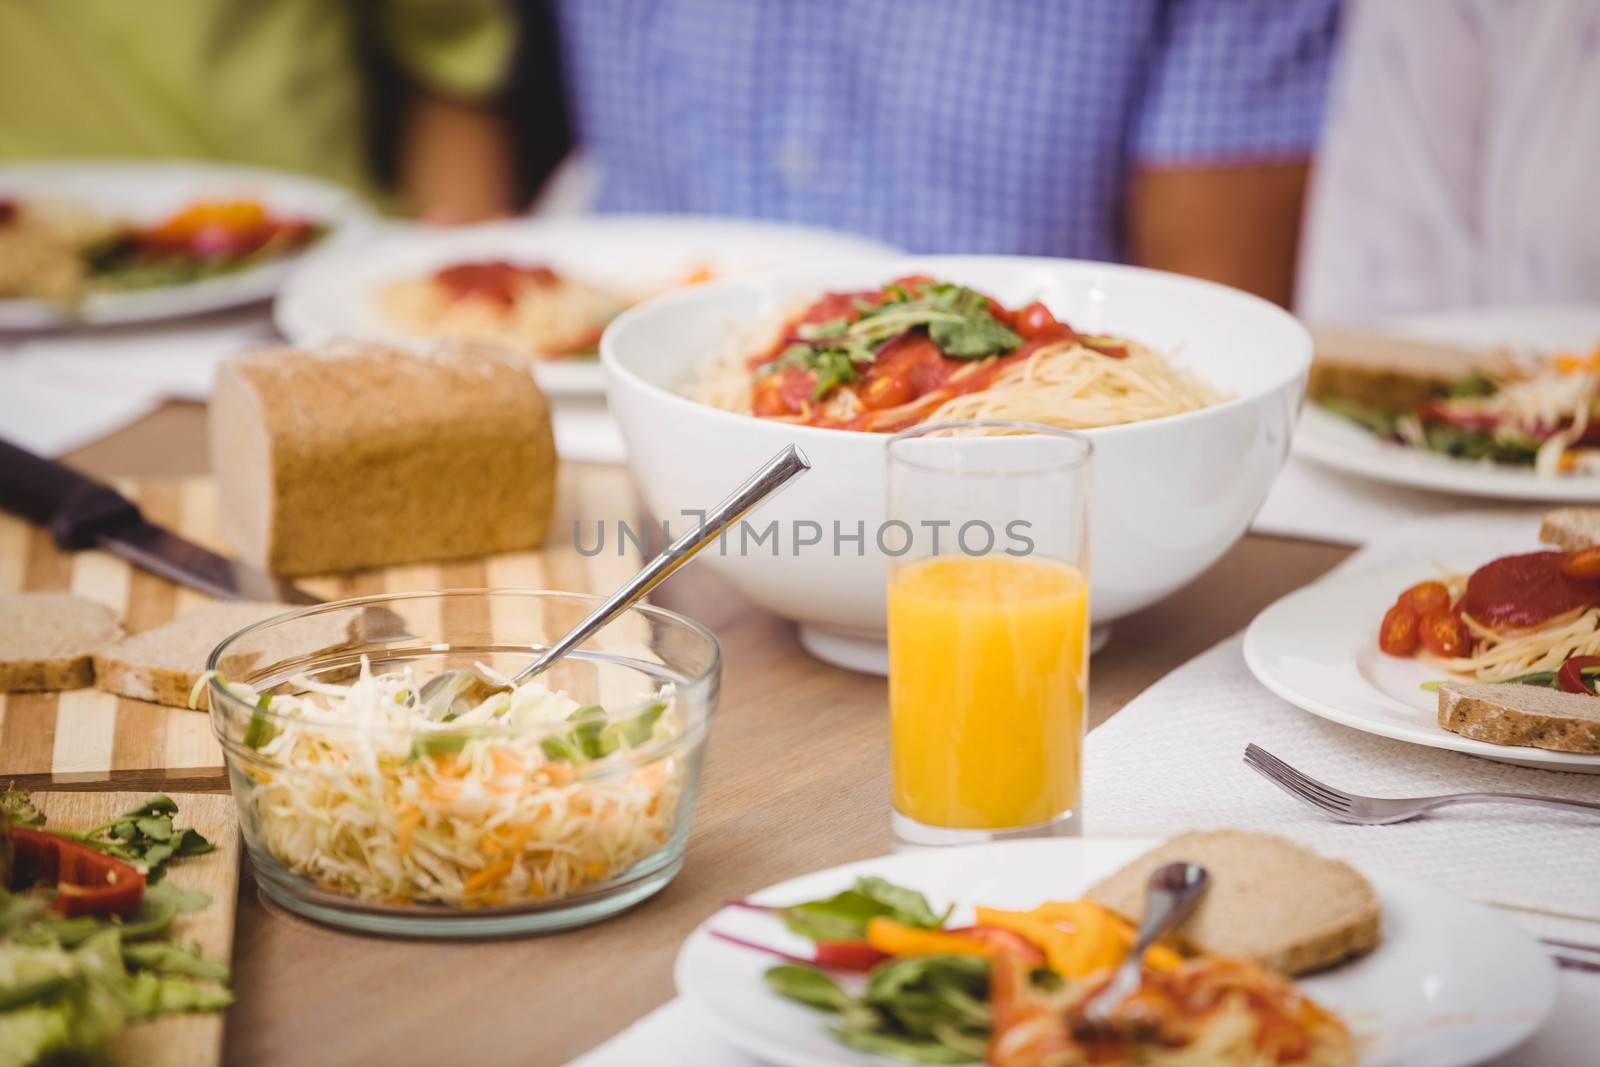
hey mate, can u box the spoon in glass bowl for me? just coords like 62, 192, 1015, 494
415, 444, 811, 717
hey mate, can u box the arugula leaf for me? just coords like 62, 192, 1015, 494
764, 279, 1023, 402
780, 877, 948, 942
1420, 422, 1539, 464
921, 286, 1021, 359
854, 878, 946, 929
1318, 396, 1402, 437
767, 954, 990, 1065
763, 964, 850, 1012
1446, 373, 1498, 398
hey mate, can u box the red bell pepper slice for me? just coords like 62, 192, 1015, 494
10, 828, 146, 917
812, 939, 891, 971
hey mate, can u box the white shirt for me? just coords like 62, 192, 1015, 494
1297, 0, 1600, 323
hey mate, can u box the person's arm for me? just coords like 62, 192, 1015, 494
1128, 163, 1309, 308
398, 89, 518, 223
1127, 0, 1340, 307
377, 0, 519, 221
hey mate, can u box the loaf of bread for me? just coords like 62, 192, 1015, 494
210, 342, 556, 575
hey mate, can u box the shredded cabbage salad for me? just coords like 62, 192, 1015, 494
199, 659, 684, 909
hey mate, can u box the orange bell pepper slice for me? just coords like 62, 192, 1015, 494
866, 916, 990, 959
976, 899, 1185, 978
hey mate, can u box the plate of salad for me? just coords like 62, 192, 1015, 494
0, 785, 239, 1066
0, 160, 370, 330
675, 836, 1551, 1067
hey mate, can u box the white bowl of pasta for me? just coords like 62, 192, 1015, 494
601, 256, 1310, 670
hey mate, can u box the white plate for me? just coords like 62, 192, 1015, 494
1296, 305, 1600, 502
274, 214, 901, 397
1244, 510, 1600, 773
0, 160, 371, 330
676, 838, 1554, 1067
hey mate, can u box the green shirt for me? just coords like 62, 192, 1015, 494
0, 0, 515, 201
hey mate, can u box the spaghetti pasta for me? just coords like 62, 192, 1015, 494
683, 276, 1224, 433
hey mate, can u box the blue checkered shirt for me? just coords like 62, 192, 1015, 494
556, 0, 1340, 261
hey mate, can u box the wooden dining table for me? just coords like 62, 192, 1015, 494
49, 401, 1353, 1066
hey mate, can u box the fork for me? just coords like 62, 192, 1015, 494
1243, 744, 1600, 825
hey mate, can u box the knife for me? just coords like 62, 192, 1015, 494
0, 436, 319, 605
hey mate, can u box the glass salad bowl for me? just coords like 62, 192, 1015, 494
205, 589, 719, 938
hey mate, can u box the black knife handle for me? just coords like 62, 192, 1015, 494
0, 436, 143, 550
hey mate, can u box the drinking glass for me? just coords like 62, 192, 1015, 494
886, 420, 1091, 847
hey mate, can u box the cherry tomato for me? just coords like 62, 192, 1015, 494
1558, 655, 1600, 695
1379, 604, 1421, 656
1397, 580, 1452, 614
1561, 547, 1600, 582
1014, 300, 1058, 339
1418, 609, 1471, 658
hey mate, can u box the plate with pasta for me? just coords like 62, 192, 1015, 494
1244, 509, 1600, 772
273, 215, 899, 397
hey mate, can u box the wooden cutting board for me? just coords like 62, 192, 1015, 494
0, 465, 641, 784
30, 790, 240, 1067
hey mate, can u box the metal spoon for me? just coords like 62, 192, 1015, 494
416, 444, 811, 717
1080, 862, 1210, 1027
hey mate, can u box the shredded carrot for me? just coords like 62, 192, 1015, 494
490, 748, 526, 778
394, 806, 422, 853
464, 859, 515, 893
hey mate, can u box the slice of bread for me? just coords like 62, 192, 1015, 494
0, 593, 124, 692
1085, 830, 1381, 976
1539, 508, 1600, 552
1308, 327, 1513, 412
93, 601, 286, 710
1438, 681, 1600, 754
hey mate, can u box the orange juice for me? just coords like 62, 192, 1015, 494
888, 555, 1088, 830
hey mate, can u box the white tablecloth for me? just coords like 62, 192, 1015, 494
0, 309, 275, 455
1251, 453, 1545, 547
577, 631, 1600, 1066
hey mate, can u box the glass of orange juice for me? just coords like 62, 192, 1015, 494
886, 420, 1091, 847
